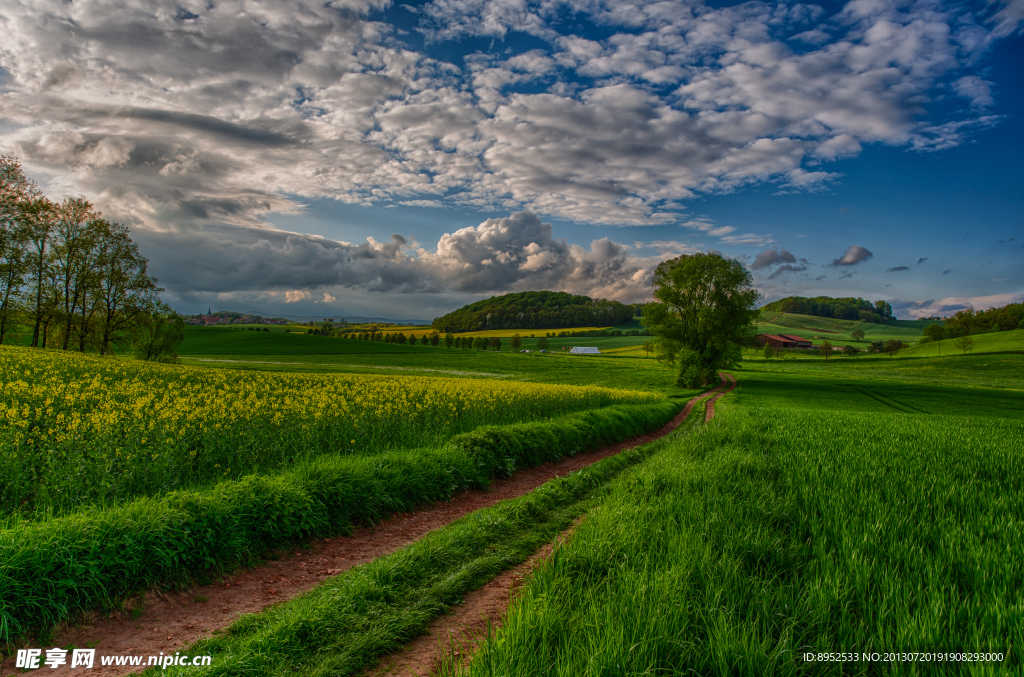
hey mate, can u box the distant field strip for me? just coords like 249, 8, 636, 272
190, 358, 509, 378
0, 347, 657, 515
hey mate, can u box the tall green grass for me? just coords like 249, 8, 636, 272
457, 407, 1024, 675
0, 401, 679, 641
145, 423, 697, 677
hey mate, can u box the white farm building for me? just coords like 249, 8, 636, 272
569, 346, 600, 355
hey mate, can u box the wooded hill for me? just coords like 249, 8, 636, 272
431, 291, 637, 333
761, 295, 894, 323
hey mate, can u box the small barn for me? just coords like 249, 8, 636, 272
758, 334, 812, 349
569, 347, 601, 355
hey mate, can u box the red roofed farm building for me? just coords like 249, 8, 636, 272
758, 334, 813, 349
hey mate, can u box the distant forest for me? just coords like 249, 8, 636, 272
761, 296, 894, 323
944, 303, 1023, 335
432, 291, 638, 333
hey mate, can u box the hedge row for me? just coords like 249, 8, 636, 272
0, 401, 679, 640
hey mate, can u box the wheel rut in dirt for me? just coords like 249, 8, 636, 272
22, 376, 732, 677
363, 373, 736, 677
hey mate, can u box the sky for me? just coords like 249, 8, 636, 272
1, 0, 1021, 321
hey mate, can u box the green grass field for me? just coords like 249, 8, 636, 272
450, 350, 1023, 676
757, 311, 931, 346
899, 327, 1024, 357
112, 336, 1022, 677
179, 327, 677, 394
5, 316, 1021, 671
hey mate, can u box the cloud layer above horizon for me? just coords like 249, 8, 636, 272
1, 0, 1021, 308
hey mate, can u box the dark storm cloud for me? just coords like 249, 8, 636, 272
917, 257, 928, 264
116, 109, 297, 147
751, 247, 797, 271
767, 264, 808, 280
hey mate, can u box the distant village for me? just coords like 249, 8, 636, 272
184, 310, 292, 326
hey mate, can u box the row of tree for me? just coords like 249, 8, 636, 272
432, 291, 637, 333
341, 327, 524, 351
761, 295, 894, 323
938, 303, 1023, 337
0, 156, 181, 359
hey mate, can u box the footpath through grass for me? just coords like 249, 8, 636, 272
0, 388, 681, 640
453, 360, 1023, 675
144, 413, 705, 677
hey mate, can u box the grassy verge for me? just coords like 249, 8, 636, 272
145, 400, 705, 676
0, 401, 679, 641
455, 404, 1024, 675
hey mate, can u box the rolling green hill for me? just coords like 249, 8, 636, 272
431, 290, 636, 333
899, 328, 1024, 358
756, 311, 924, 345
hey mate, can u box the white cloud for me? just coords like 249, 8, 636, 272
322, 292, 337, 303
890, 292, 1024, 318
0, 0, 1014, 268
832, 244, 873, 266
140, 211, 663, 302
398, 200, 449, 208
952, 75, 994, 108
988, 0, 1024, 37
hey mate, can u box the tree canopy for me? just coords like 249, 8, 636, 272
643, 252, 759, 387
1, 155, 176, 358
431, 290, 637, 333
945, 303, 1023, 336
761, 295, 893, 322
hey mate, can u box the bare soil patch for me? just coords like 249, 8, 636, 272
10, 377, 729, 677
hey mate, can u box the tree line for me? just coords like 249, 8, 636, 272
432, 290, 638, 333
761, 295, 893, 323
929, 303, 1023, 339
0, 156, 181, 359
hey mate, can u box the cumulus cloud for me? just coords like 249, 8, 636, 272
886, 266, 910, 272
752, 246, 796, 270
832, 244, 874, 266
139, 211, 663, 303
0, 0, 1015, 236
322, 293, 337, 303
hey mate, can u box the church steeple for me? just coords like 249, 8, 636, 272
208, 306, 211, 315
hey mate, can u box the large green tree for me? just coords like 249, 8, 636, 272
131, 300, 185, 362
0, 156, 36, 344
643, 252, 759, 387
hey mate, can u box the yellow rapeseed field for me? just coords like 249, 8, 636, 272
0, 346, 656, 514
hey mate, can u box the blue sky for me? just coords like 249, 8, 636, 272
1, 0, 1021, 320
